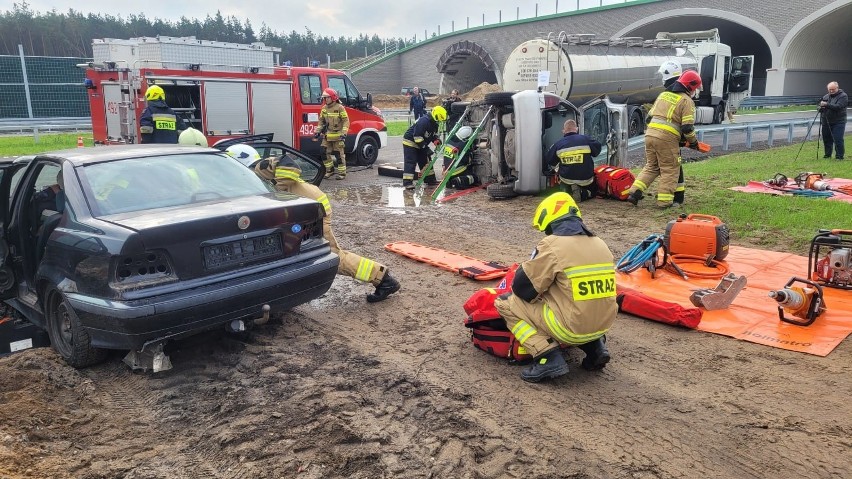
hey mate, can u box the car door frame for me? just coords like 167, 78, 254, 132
578, 97, 628, 168
212, 135, 325, 185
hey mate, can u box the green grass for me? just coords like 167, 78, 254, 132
0, 133, 91, 156
386, 121, 409, 137
739, 105, 818, 115
668, 136, 851, 254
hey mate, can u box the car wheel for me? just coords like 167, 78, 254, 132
355, 135, 379, 166
487, 182, 518, 200
450, 101, 469, 114
45, 288, 107, 368
484, 92, 515, 107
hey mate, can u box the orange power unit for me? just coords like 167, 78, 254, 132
664, 214, 730, 260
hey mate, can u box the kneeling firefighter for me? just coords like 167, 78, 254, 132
441, 125, 479, 189
494, 192, 617, 382
253, 150, 400, 302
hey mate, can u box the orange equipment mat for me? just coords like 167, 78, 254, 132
616, 245, 852, 356
385, 241, 510, 281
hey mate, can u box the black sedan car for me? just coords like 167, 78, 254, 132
0, 145, 338, 368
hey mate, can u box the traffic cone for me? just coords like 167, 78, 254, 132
76, 136, 84, 148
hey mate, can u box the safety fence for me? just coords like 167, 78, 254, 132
739, 95, 822, 109
0, 50, 92, 119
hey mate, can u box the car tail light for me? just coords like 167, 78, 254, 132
113, 250, 175, 283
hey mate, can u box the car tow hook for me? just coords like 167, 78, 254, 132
123, 341, 172, 373
253, 304, 271, 326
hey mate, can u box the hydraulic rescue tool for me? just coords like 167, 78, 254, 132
769, 277, 826, 326
689, 273, 748, 310
808, 229, 852, 290
794, 172, 830, 191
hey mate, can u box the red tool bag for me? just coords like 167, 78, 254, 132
462, 264, 533, 361
594, 165, 635, 201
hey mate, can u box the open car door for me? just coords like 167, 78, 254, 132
213, 134, 326, 185
0, 158, 30, 299
579, 97, 628, 168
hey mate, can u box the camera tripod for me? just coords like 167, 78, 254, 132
793, 109, 824, 162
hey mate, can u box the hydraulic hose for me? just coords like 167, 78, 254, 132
617, 235, 665, 274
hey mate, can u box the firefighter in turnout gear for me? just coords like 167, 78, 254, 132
545, 119, 602, 202
139, 85, 186, 144
441, 125, 479, 189
627, 64, 702, 208
317, 88, 350, 180
401, 105, 446, 189
494, 192, 617, 382
254, 152, 400, 302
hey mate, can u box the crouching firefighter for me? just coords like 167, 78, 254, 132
494, 192, 618, 382
442, 125, 479, 189
255, 153, 401, 302
544, 119, 602, 202
401, 105, 446, 189
317, 88, 350, 180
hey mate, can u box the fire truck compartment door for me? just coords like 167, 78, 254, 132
251, 83, 293, 144
101, 83, 123, 140
203, 82, 250, 135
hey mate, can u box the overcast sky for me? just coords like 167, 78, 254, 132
17, 0, 631, 40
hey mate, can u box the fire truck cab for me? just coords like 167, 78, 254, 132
84, 36, 386, 166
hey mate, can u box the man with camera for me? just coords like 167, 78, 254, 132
820, 81, 848, 160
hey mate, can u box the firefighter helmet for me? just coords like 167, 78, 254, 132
677, 70, 703, 93
431, 105, 448, 123
532, 192, 582, 232
321, 88, 339, 102
456, 126, 473, 141
658, 60, 682, 84
273, 155, 303, 183
145, 85, 165, 101
226, 144, 261, 167
178, 127, 208, 147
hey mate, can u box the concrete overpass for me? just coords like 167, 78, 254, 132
351, 0, 852, 97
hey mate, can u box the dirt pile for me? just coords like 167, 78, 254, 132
461, 82, 502, 101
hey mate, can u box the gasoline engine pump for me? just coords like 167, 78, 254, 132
809, 229, 852, 290
768, 277, 826, 326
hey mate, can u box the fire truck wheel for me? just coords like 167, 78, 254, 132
354, 135, 379, 166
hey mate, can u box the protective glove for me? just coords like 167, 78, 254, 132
432, 138, 441, 147
339, 134, 347, 142
313, 132, 322, 141
687, 140, 700, 150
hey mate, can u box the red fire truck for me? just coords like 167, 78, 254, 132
84, 36, 386, 166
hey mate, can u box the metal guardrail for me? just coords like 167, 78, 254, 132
739, 95, 821, 108
0, 117, 91, 134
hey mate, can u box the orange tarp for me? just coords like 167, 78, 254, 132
616, 246, 852, 356
386, 241, 510, 281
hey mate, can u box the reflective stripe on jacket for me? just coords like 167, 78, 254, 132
646, 91, 696, 144
318, 101, 350, 140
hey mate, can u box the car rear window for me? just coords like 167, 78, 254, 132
80, 153, 272, 215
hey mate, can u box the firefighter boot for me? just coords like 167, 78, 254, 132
366, 272, 400, 303
520, 348, 569, 383
673, 190, 685, 207
626, 189, 643, 206
423, 174, 438, 186
577, 336, 610, 371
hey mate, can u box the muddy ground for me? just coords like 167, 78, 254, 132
1, 138, 850, 479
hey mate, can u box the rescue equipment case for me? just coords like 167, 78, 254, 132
594, 165, 635, 201
664, 214, 730, 260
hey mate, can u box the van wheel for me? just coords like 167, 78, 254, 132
355, 135, 379, 166
628, 110, 644, 138
484, 92, 515, 107
45, 289, 107, 368
486, 182, 518, 200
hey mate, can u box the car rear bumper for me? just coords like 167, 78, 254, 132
67, 252, 339, 350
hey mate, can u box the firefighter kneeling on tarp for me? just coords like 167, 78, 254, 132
494, 192, 618, 382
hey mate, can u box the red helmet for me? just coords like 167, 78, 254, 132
677, 70, 703, 93
321, 88, 339, 102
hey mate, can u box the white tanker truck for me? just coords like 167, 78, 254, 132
502, 29, 754, 137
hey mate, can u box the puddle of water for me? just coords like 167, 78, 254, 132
326, 185, 451, 209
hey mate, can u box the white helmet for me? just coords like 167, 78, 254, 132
658, 60, 682, 84
178, 127, 208, 147
226, 144, 261, 167
456, 126, 473, 141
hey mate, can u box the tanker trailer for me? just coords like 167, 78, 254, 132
502, 35, 706, 137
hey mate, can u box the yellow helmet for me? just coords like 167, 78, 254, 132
532, 192, 581, 232
431, 105, 448, 122
145, 85, 165, 101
